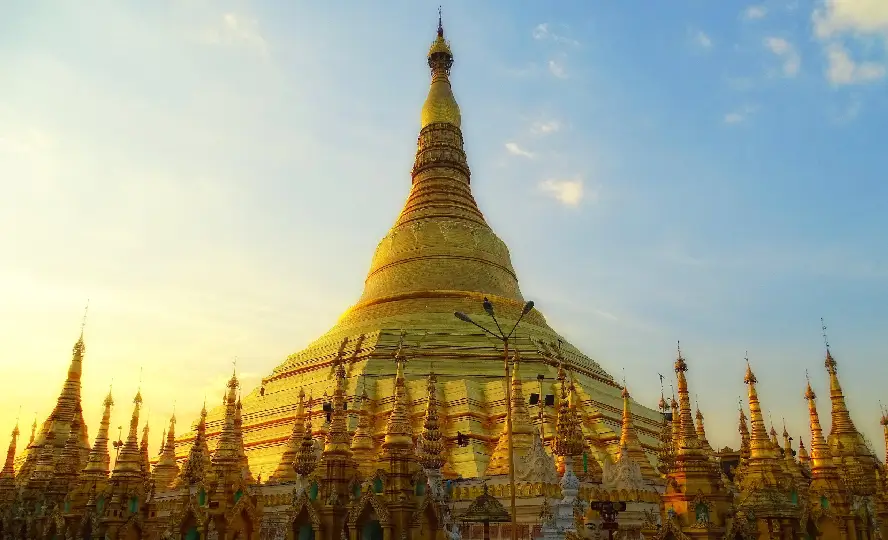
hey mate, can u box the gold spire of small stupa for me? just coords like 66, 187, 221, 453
797, 438, 810, 469
152, 413, 180, 489
743, 360, 780, 461
323, 339, 353, 458
553, 364, 582, 458
81, 388, 114, 480
0, 421, 18, 500
487, 351, 535, 476
417, 372, 445, 471
294, 401, 317, 477
804, 379, 837, 472
111, 390, 144, 480
820, 320, 858, 438
178, 401, 211, 486
270, 389, 306, 483
139, 420, 151, 478
673, 343, 702, 454
0, 421, 18, 480
383, 352, 413, 451
695, 404, 713, 454
738, 404, 751, 461
350, 386, 376, 478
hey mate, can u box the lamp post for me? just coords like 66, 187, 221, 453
455, 297, 535, 540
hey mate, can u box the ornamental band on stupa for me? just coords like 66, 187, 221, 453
2, 13, 887, 540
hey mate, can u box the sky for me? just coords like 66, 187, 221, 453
1, 0, 887, 466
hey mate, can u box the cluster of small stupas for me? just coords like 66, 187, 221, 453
2, 14, 887, 540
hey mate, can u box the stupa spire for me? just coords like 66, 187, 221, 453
620, 381, 639, 450
695, 404, 713, 453
674, 344, 700, 449
81, 387, 114, 479
211, 370, 249, 482
743, 359, 780, 460
152, 413, 180, 489
821, 320, 857, 437
294, 401, 317, 477
350, 387, 376, 478
111, 390, 144, 480
804, 378, 835, 470
323, 339, 352, 457
234, 396, 253, 482
1, 420, 18, 478
351, 14, 527, 317
738, 403, 751, 461
553, 365, 583, 459
487, 351, 534, 476
418, 372, 445, 471
139, 420, 151, 478
178, 402, 210, 486
881, 405, 888, 461
270, 389, 306, 482
0, 421, 18, 501
383, 351, 413, 450
797, 438, 810, 469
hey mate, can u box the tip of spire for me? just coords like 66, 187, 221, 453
437, 6, 444, 37
804, 379, 816, 401
743, 356, 757, 385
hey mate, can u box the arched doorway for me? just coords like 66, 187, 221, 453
805, 519, 818, 540
357, 509, 384, 540
292, 506, 317, 540
181, 512, 200, 540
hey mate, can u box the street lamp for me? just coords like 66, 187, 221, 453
455, 297, 535, 540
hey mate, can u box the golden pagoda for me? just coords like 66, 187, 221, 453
734, 360, 801, 538
174, 11, 664, 483
659, 345, 732, 540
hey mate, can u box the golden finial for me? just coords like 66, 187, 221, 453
80, 299, 89, 336
421, 7, 459, 129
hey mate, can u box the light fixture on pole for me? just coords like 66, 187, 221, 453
455, 297, 535, 540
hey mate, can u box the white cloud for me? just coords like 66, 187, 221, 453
723, 105, 758, 124
539, 177, 585, 207
532, 23, 550, 40
532, 23, 580, 46
825, 43, 886, 85
548, 60, 566, 78
531, 120, 561, 135
504, 142, 534, 158
744, 5, 768, 20
811, 1, 888, 85
764, 37, 801, 77
201, 12, 268, 57
696, 31, 713, 48
813, 0, 888, 39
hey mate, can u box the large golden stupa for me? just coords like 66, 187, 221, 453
180, 17, 664, 479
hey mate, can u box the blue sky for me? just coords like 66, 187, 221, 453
1, 0, 886, 464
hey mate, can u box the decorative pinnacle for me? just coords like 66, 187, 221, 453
674, 341, 687, 373
804, 378, 816, 401
437, 5, 443, 37
743, 354, 757, 385
80, 299, 90, 337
